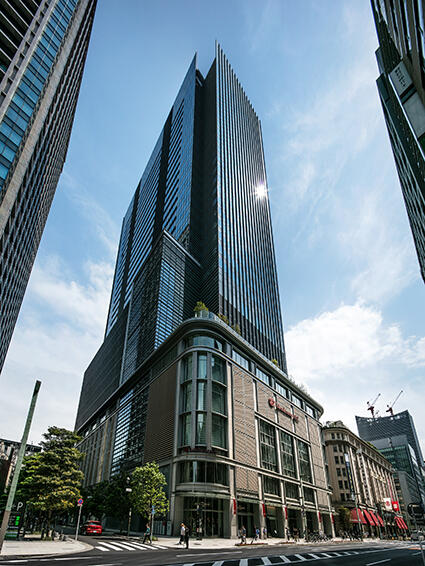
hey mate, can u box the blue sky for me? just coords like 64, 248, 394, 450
1, 0, 424, 452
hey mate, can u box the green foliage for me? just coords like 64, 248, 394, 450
129, 462, 168, 523
217, 313, 229, 324
337, 506, 351, 531
193, 301, 208, 314
17, 427, 83, 514
271, 358, 279, 367
232, 323, 241, 335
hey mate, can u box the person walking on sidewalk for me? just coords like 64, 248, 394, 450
142, 523, 151, 544
178, 523, 185, 545
184, 524, 190, 549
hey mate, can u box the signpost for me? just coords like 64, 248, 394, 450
75, 499, 83, 541
0, 380, 41, 553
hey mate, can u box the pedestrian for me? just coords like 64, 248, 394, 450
142, 523, 151, 544
178, 523, 185, 545
242, 525, 246, 544
293, 527, 299, 542
263, 527, 267, 539
184, 524, 190, 549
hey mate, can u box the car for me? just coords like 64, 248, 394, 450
81, 521, 103, 535
411, 530, 424, 541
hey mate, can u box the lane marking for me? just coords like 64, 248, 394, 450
176, 551, 241, 557
95, 541, 123, 551
95, 547, 109, 552
365, 560, 391, 566
262, 558, 273, 565
278, 557, 291, 563
293, 555, 308, 561
106, 542, 136, 551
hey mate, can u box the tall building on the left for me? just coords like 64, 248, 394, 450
0, 0, 97, 371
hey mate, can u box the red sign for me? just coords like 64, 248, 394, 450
268, 398, 299, 422
331, 514, 335, 524
77, 498, 83, 507
233, 498, 237, 515
318, 511, 322, 523
284, 506, 288, 520
392, 501, 400, 512
262, 503, 266, 517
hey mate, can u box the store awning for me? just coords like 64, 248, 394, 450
369, 511, 380, 527
399, 517, 408, 530
350, 508, 367, 524
395, 516, 407, 529
363, 509, 378, 527
375, 514, 384, 527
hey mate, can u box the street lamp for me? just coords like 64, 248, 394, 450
126, 477, 132, 539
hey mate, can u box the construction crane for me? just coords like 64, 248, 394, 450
367, 393, 381, 418
386, 390, 403, 417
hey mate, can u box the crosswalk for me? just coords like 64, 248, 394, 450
162, 546, 407, 566
94, 539, 169, 552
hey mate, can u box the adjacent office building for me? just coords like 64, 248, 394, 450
76, 45, 333, 538
357, 410, 425, 513
0, 0, 97, 371
371, 0, 425, 282
323, 422, 407, 536
0, 438, 40, 493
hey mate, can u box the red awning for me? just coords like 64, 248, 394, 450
363, 509, 377, 526
369, 511, 380, 527
399, 517, 408, 530
376, 513, 384, 527
395, 516, 404, 529
350, 508, 367, 524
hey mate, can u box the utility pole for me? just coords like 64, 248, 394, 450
0, 380, 41, 552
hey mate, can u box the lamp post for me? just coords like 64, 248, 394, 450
125, 478, 132, 539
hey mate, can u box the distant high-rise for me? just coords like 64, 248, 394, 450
371, 0, 425, 282
356, 410, 425, 507
75, 46, 332, 539
0, 0, 97, 371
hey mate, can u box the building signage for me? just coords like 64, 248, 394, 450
268, 398, 299, 422
392, 501, 400, 512
383, 498, 392, 511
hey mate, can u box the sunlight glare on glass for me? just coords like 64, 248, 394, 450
255, 183, 267, 199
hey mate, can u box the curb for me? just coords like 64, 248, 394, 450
0, 541, 93, 561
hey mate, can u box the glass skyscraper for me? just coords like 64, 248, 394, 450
0, 0, 97, 371
76, 46, 331, 539
371, 0, 425, 283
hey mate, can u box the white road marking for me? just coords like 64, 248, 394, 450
95, 541, 123, 551
261, 558, 272, 565
307, 555, 324, 560
278, 557, 291, 564
106, 541, 136, 551
95, 547, 109, 551
293, 555, 307, 561
365, 560, 391, 566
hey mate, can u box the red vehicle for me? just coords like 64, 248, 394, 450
81, 521, 103, 535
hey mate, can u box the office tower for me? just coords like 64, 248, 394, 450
356, 411, 425, 508
0, 0, 97, 371
323, 422, 406, 536
76, 46, 333, 538
371, 0, 425, 282
0, 438, 41, 493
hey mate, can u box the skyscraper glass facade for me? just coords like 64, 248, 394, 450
0, 0, 97, 371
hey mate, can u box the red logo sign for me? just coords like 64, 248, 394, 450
233, 498, 237, 515
392, 501, 400, 512
268, 398, 299, 422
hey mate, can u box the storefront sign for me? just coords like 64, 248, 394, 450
262, 503, 266, 517
383, 498, 392, 511
233, 498, 237, 515
392, 501, 400, 512
268, 398, 299, 422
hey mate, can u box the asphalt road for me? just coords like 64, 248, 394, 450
1, 538, 424, 566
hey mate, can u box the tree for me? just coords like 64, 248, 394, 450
129, 462, 168, 535
193, 301, 208, 314
337, 506, 351, 532
17, 427, 84, 538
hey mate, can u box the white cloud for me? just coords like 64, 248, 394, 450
285, 302, 425, 442
0, 257, 114, 443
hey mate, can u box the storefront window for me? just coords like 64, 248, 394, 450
177, 461, 229, 485
183, 496, 224, 537
303, 486, 315, 503
259, 420, 278, 472
212, 414, 226, 448
280, 430, 296, 478
298, 440, 312, 482
212, 355, 226, 383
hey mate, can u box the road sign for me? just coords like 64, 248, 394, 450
77, 498, 83, 507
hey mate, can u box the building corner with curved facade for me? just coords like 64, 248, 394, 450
75, 44, 334, 538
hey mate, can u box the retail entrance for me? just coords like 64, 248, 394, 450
183, 496, 225, 537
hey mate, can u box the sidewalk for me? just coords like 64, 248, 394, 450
0, 536, 91, 559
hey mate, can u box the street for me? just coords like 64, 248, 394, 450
0, 538, 423, 566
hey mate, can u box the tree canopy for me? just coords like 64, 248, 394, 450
17, 426, 83, 514
129, 462, 168, 522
